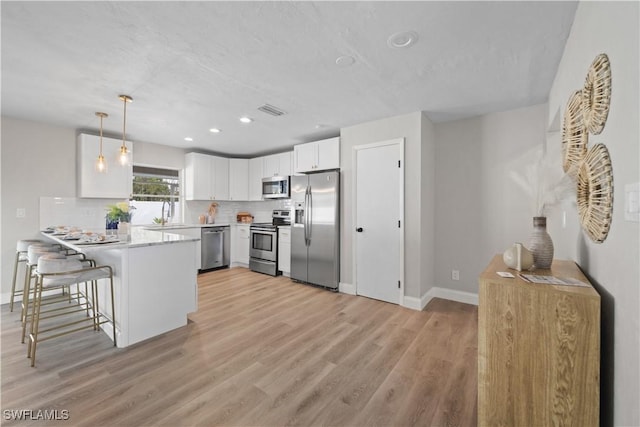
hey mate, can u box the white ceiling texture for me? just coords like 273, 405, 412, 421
1, 1, 578, 157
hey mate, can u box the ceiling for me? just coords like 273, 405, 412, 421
1, 1, 578, 157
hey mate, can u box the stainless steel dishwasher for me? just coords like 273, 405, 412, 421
201, 226, 230, 271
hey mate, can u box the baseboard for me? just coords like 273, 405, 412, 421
426, 286, 478, 306
339, 282, 356, 295
401, 295, 424, 310
402, 287, 478, 311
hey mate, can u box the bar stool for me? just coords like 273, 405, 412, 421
9, 240, 43, 311
20, 244, 91, 341
20, 245, 62, 342
27, 254, 116, 367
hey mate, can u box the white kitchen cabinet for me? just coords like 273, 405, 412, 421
185, 153, 211, 200
229, 159, 249, 201
77, 133, 133, 198
278, 226, 291, 276
169, 227, 202, 270
294, 137, 340, 173
263, 151, 292, 177
185, 153, 229, 201
212, 156, 229, 200
248, 157, 264, 201
231, 224, 250, 267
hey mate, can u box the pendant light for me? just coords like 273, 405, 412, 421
118, 94, 133, 165
95, 112, 108, 173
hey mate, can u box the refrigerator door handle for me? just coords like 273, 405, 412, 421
304, 186, 310, 245
307, 185, 312, 244
302, 187, 306, 243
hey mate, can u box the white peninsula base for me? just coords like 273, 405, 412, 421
44, 230, 198, 348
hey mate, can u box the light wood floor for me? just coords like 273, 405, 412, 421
1, 267, 478, 426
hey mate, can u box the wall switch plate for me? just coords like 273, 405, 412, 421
625, 183, 640, 222
16, 208, 26, 218
452, 270, 460, 281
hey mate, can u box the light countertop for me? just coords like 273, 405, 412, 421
43, 227, 200, 251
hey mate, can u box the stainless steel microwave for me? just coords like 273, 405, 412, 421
262, 176, 290, 199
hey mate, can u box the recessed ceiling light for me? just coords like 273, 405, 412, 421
209, 128, 221, 133
239, 117, 253, 124
335, 55, 355, 67
387, 31, 418, 49
184, 137, 193, 142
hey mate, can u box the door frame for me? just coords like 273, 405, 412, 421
352, 138, 405, 305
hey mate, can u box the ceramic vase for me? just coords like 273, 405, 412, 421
503, 242, 534, 271
528, 216, 554, 269
117, 221, 130, 241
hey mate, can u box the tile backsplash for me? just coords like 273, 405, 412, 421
40, 196, 292, 230
40, 197, 124, 230
185, 199, 291, 224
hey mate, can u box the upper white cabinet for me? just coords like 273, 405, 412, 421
212, 156, 229, 200
263, 151, 292, 177
248, 157, 264, 201
294, 137, 340, 173
77, 133, 133, 198
229, 158, 249, 201
185, 153, 229, 201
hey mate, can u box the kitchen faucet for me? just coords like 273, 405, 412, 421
161, 200, 169, 226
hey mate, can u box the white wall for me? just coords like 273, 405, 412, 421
1, 117, 77, 300
420, 113, 436, 299
340, 111, 435, 301
547, 2, 640, 425
0, 117, 189, 301
434, 104, 547, 294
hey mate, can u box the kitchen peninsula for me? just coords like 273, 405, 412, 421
43, 227, 199, 348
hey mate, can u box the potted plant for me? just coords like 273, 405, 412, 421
106, 202, 135, 238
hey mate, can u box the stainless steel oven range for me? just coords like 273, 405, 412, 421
249, 223, 278, 276
249, 210, 291, 276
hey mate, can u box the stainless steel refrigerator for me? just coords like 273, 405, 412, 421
291, 171, 340, 289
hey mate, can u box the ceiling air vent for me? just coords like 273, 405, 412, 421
257, 104, 286, 117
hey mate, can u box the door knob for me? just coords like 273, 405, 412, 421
356, 227, 363, 232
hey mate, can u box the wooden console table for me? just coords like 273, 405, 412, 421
478, 255, 600, 427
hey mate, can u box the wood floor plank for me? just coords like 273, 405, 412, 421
1, 267, 478, 426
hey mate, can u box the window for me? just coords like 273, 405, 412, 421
130, 166, 181, 225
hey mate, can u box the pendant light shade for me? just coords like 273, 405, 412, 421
118, 94, 133, 166
95, 112, 108, 173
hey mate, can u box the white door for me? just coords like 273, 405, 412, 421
355, 139, 403, 304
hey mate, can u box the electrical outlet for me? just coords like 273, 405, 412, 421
452, 270, 460, 281
16, 208, 26, 218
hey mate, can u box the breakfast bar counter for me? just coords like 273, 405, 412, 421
43, 228, 199, 348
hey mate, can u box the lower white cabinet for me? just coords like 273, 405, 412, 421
231, 224, 250, 266
278, 226, 291, 276
166, 227, 202, 270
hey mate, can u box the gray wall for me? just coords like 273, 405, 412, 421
434, 104, 548, 293
546, 2, 639, 424
340, 111, 435, 300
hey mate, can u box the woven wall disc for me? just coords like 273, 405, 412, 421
577, 143, 614, 243
561, 90, 588, 175
581, 53, 612, 135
